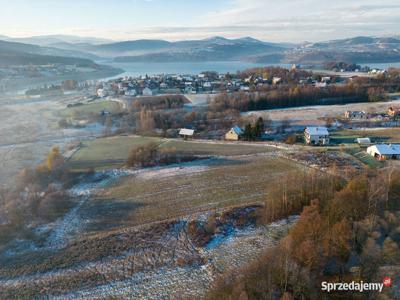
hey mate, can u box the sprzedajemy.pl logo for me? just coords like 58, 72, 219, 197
321, 277, 392, 293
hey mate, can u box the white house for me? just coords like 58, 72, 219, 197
142, 87, 153, 96
125, 89, 136, 96
304, 126, 330, 145
315, 82, 327, 88
203, 82, 212, 89
225, 126, 244, 141
272, 77, 282, 85
367, 144, 400, 160
97, 88, 108, 98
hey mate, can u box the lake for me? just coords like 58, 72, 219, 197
360, 62, 400, 69
98, 61, 400, 81
99, 61, 291, 79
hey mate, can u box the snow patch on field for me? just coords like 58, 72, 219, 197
53, 216, 298, 299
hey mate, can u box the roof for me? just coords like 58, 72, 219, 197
368, 144, 400, 155
231, 126, 243, 135
179, 128, 194, 136
305, 126, 329, 136
356, 138, 371, 144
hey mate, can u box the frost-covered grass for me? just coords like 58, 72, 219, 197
160, 139, 275, 156
67, 135, 163, 171
57, 100, 123, 119
0, 214, 298, 300
89, 155, 299, 229
67, 135, 276, 171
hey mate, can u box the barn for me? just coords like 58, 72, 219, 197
367, 144, 400, 160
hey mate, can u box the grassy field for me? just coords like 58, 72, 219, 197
333, 128, 400, 144
58, 100, 123, 119
160, 140, 275, 156
67, 136, 163, 170
81, 156, 300, 231
67, 136, 276, 171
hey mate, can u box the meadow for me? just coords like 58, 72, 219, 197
67, 135, 276, 171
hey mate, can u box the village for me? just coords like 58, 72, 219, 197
1, 64, 400, 299
93, 65, 387, 98
47, 65, 400, 166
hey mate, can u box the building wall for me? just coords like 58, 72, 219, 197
305, 133, 329, 145
225, 130, 239, 141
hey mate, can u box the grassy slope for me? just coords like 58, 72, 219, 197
332, 128, 400, 143
85, 156, 299, 230
58, 101, 123, 119
67, 136, 275, 171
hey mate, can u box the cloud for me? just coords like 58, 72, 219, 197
194, 0, 400, 41
1, 0, 399, 42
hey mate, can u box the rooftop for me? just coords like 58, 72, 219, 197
305, 126, 329, 135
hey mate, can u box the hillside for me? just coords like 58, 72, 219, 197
0, 39, 99, 61
89, 36, 287, 61
105, 35, 400, 64
252, 36, 400, 64
0, 39, 100, 66
1, 34, 400, 65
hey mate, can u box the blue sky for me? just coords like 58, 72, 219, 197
0, 0, 399, 42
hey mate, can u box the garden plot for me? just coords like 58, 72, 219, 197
287, 150, 364, 174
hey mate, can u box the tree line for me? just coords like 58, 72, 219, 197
208, 168, 400, 300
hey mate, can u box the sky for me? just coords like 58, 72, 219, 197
0, 0, 399, 42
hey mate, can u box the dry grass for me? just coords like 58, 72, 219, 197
84, 156, 300, 230
57, 100, 123, 119
67, 136, 275, 171
67, 136, 163, 171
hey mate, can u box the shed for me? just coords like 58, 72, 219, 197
356, 137, 371, 145
179, 128, 194, 139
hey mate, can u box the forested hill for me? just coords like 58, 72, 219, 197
0, 39, 99, 66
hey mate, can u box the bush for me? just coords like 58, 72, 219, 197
284, 134, 298, 144
126, 143, 159, 167
126, 143, 197, 168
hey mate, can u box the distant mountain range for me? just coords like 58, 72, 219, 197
0, 34, 400, 66
281, 36, 400, 64
0, 40, 98, 66
97, 35, 400, 64
0, 34, 112, 46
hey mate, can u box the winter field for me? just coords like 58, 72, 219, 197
66, 135, 278, 171
0, 151, 301, 299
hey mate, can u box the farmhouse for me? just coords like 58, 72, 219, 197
304, 126, 330, 145
225, 126, 244, 141
179, 128, 194, 140
367, 144, 400, 160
